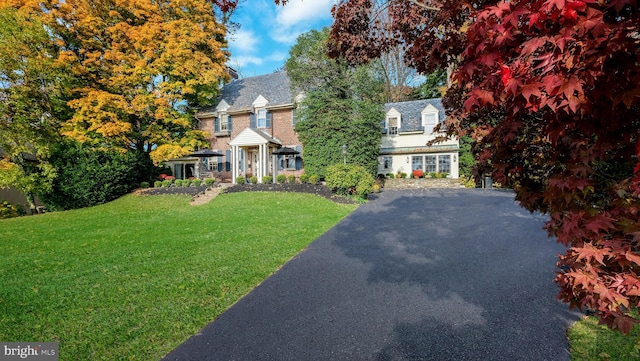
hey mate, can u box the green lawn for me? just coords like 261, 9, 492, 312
569, 315, 640, 361
0, 192, 356, 360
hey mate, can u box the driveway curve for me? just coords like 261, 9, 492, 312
162, 189, 581, 361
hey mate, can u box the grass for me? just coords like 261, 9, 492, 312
0, 192, 356, 360
569, 315, 640, 361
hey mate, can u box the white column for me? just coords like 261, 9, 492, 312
271, 151, 277, 183
259, 144, 268, 183
231, 145, 238, 184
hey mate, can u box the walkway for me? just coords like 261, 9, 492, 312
163, 189, 581, 361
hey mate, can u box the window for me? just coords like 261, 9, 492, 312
257, 109, 267, 128
425, 156, 436, 173
388, 117, 398, 135
251, 109, 271, 129
411, 156, 423, 171
383, 156, 392, 169
215, 114, 232, 135
423, 113, 437, 133
286, 155, 296, 170
220, 114, 229, 131
439, 155, 451, 174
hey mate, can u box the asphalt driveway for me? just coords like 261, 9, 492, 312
162, 189, 581, 361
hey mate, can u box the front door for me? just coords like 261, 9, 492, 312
249, 151, 258, 178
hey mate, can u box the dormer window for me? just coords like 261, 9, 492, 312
385, 108, 401, 136
421, 105, 439, 133
250, 108, 272, 129
388, 117, 398, 135
257, 108, 267, 128
214, 112, 232, 136
220, 114, 229, 132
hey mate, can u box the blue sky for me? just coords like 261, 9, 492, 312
226, 0, 335, 78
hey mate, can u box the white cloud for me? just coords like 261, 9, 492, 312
229, 28, 260, 53
266, 51, 287, 62
230, 55, 265, 68
274, 0, 333, 28
269, 0, 334, 44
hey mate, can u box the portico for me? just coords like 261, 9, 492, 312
229, 128, 281, 184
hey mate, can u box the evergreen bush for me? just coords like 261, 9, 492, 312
325, 163, 374, 199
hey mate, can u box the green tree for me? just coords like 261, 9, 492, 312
412, 68, 448, 100
285, 28, 384, 177
0, 8, 70, 212
457, 136, 476, 179
42, 140, 155, 210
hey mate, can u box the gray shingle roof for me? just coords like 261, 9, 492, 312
384, 98, 446, 132
201, 71, 294, 113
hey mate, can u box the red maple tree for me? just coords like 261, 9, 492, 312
322, 0, 640, 333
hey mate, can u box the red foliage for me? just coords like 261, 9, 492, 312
412, 169, 424, 178
327, 0, 640, 333
210, 0, 238, 13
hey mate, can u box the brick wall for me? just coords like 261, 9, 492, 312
198, 108, 304, 181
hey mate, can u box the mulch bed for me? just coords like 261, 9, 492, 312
223, 183, 358, 204
135, 183, 358, 204
136, 185, 209, 196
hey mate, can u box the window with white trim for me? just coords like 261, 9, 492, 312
425, 155, 436, 173
382, 156, 392, 169
423, 112, 438, 133
257, 109, 267, 128
439, 155, 451, 174
388, 117, 398, 135
220, 114, 229, 131
411, 156, 423, 171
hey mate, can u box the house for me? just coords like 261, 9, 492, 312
166, 72, 458, 183
0, 148, 44, 214
379, 99, 459, 178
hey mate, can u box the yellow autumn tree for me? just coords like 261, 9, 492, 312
11, 0, 233, 163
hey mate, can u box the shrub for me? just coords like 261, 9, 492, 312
236, 176, 246, 184
42, 140, 157, 210
204, 178, 215, 186
387, 173, 394, 178
412, 169, 424, 178
183, 179, 192, 187
140, 181, 150, 188
154, 181, 162, 188
162, 179, 172, 187
287, 175, 296, 184
429, 172, 438, 178
372, 183, 381, 193
276, 174, 286, 184
249, 176, 258, 184
263, 175, 273, 184
299, 173, 309, 184
174, 179, 183, 187
325, 163, 375, 199
401, 172, 407, 179
192, 179, 202, 187
0, 200, 25, 219
309, 175, 320, 185
439, 172, 449, 178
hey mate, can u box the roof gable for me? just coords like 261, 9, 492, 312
384, 98, 446, 132
229, 128, 282, 146
200, 71, 293, 114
